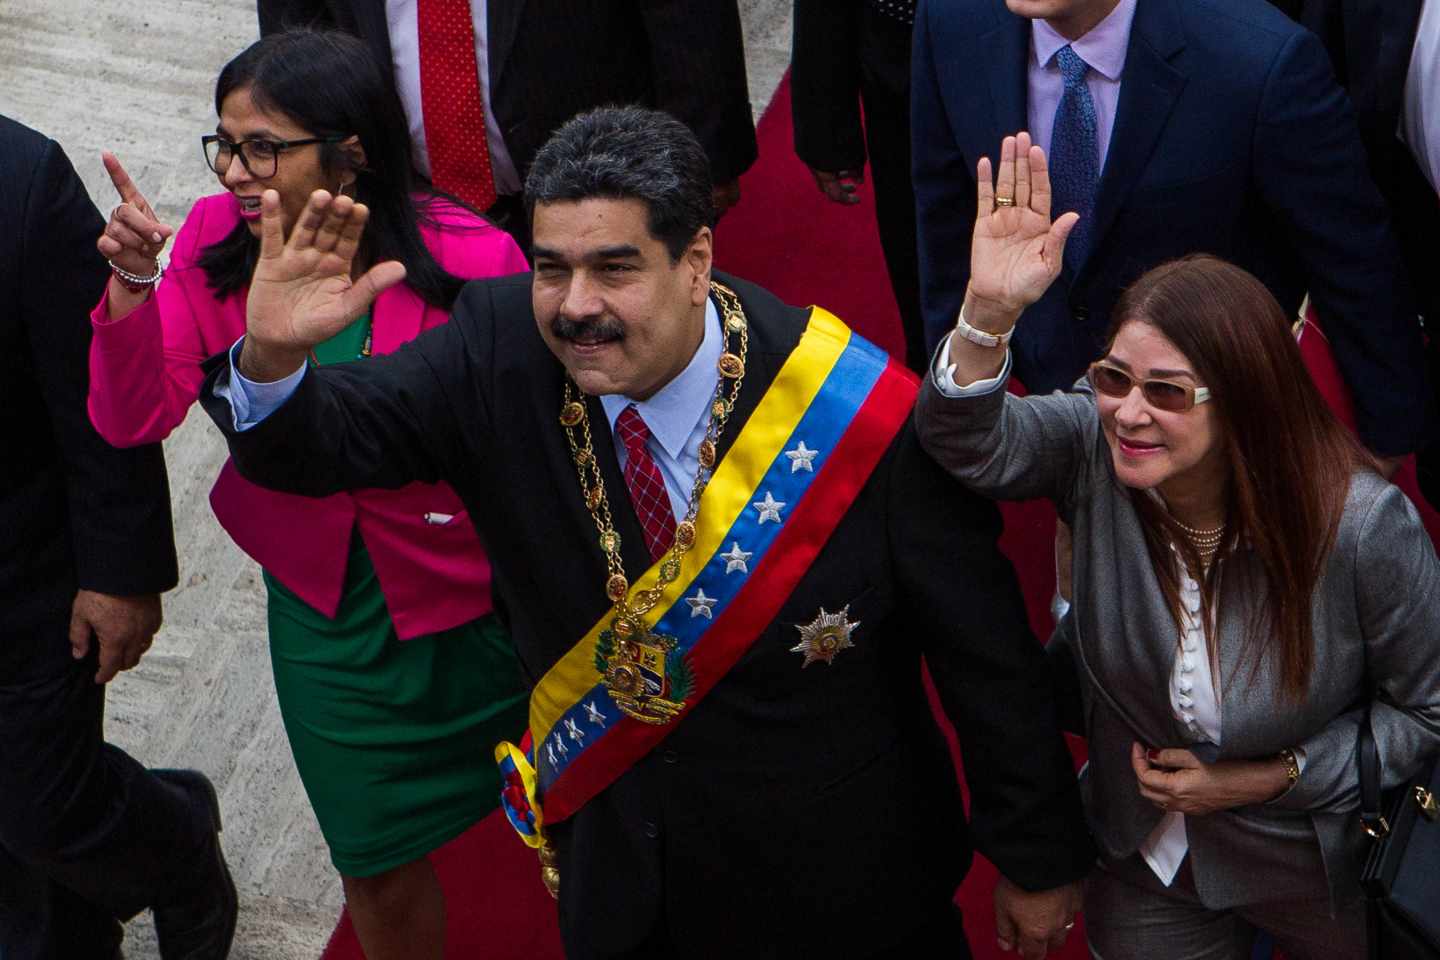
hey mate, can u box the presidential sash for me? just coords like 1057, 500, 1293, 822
496, 307, 917, 846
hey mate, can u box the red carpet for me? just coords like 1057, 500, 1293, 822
322, 72, 1439, 959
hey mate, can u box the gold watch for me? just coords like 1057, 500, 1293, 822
1278, 748, 1300, 789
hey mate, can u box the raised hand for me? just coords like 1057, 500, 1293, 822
96, 152, 175, 300
239, 188, 406, 381
969, 133, 1079, 316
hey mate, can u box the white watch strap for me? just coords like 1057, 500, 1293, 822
954, 301, 1015, 348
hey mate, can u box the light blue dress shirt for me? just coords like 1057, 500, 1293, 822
223, 299, 723, 521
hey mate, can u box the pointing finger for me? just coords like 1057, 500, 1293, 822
102, 151, 147, 208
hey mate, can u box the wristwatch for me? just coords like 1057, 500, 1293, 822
953, 301, 1015, 349
1278, 748, 1300, 789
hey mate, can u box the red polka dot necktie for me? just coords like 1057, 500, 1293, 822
615, 406, 676, 562
417, 0, 497, 211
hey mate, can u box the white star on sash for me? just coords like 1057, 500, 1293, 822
686, 588, 718, 618
583, 700, 605, 725
753, 491, 785, 524
564, 717, 586, 744
785, 441, 819, 473
546, 742, 558, 767
553, 733, 570, 757
721, 542, 753, 574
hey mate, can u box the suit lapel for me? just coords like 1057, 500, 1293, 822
487, 0, 527, 90
1080, 0, 1187, 284
981, 7, 1031, 165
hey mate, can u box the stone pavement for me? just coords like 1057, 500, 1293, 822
0, 2, 791, 956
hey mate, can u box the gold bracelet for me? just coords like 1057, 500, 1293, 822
1278, 748, 1300, 788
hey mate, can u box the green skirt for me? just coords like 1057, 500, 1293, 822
264, 534, 527, 877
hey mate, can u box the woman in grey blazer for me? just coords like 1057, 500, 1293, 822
915, 133, 1440, 960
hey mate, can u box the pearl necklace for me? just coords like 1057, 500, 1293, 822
1173, 517, 1224, 565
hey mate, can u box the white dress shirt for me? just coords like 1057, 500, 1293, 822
1402, 0, 1440, 193
385, 0, 523, 195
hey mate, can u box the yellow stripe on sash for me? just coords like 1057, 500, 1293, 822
530, 308, 852, 749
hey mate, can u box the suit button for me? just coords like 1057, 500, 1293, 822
662, 750, 679, 765
1073, 307, 1091, 322
643, 821, 660, 839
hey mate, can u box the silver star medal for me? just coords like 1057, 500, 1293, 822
784, 441, 819, 473
790, 605, 860, 667
721, 542, 752, 574
564, 717, 586, 744
753, 491, 785, 524
686, 588, 717, 619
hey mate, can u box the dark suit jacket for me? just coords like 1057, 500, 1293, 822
200, 271, 1093, 957
0, 116, 176, 637
258, 0, 758, 185
912, 0, 1428, 456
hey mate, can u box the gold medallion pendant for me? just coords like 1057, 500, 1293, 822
595, 618, 693, 724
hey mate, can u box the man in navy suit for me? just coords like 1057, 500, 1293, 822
912, 0, 1427, 462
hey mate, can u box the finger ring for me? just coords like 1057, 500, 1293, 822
1065, 921, 1076, 931
994, 196, 1016, 207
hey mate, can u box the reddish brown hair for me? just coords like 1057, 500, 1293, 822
1108, 255, 1376, 700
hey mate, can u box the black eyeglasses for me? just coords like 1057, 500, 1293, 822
1087, 360, 1213, 412
201, 134, 345, 179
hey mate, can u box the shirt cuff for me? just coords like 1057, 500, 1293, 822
930, 332, 1012, 398
214, 336, 307, 432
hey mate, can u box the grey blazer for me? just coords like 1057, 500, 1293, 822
915, 374, 1440, 911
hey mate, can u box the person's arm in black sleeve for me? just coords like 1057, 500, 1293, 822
791, 2, 866, 203
887, 424, 1091, 953
199, 279, 497, 500
24, 136, 177, 599
638, 1, 757, 209
1254, 26, 1426, 457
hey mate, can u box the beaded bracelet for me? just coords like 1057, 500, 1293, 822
109, 259, 163, 294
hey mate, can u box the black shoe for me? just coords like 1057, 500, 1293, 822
148, 770, 237, 960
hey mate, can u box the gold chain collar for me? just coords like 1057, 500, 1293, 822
558, 280, 750, 629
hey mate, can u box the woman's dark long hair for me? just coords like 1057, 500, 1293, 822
1109, 255, 1377, 701
198, 30, 479, 308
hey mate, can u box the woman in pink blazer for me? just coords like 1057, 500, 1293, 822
88, 31, 528, 960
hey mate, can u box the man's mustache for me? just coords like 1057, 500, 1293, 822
551, 315, 624, 343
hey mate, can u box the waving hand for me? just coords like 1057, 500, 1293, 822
239, 189, 406, 381
969, 133, 1079, 316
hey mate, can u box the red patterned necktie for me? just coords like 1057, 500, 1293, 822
615, 406, 676, 562
416, 0, 497, 211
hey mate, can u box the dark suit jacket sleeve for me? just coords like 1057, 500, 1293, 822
636, 1, 758, 184
790, 1, 866, 174
23, 137, 177, 596
1253, 27, 1427, 456
910, 1, 977, 354
888, 426, 1094, 890
257, 0, 335, 34
199, 284, 493, 498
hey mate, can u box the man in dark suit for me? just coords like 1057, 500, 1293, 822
201, 106, 1093, 960
1268, 0, 1440, 502
0, 116, 235, 959
790, 0, 926, 372
257, 0, 758, 251
912, 0, 1428, 463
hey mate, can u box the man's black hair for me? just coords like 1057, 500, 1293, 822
525, 106, 715, 261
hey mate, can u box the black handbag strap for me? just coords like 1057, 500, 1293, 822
1357, 704, 1388, 838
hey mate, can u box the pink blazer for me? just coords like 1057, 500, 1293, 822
89, 193, 529, 639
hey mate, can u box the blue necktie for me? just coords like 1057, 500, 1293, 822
1049, 45, 1099, 268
